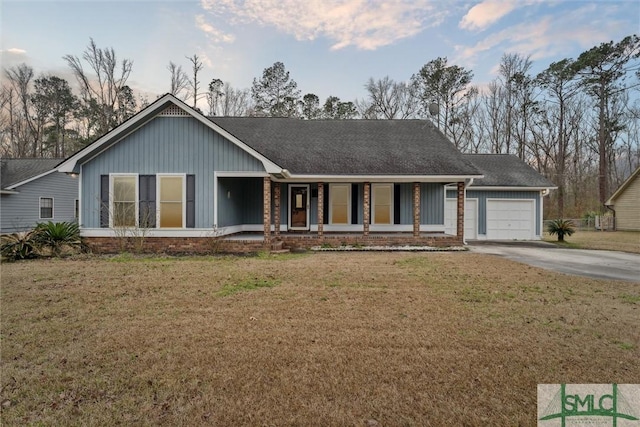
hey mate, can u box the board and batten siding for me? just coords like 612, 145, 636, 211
1, 172, 78, 233
447, 190, 542, 236
269, 182, 445, 228
612, 175, 640, 231
81, 116, 266, 228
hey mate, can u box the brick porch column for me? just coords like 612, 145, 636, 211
317, 182, 324, 237
273, 183, 281, 237
263, 177, 271, 242
363, 182, 370, 236
413, 182, 420, 237
456, 181, 464, 241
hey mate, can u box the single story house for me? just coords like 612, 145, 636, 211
1, 158, 79, 233
56, 94, 555, 253
605, 166, 640, 231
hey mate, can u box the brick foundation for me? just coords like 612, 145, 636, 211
83, 233, 463, 255
83, 237, 266, 255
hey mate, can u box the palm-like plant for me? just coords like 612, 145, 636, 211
34, 221, 82, 256
547, 219, 576, 242
1, 231, 40, 261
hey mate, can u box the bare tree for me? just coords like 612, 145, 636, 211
63, 38, 134, 137
4, 64, 40, 156
360, 76, 419, 119
167, 61, 189, 100
187, 54, 204, 109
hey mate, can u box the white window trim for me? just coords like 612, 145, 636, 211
156, 173, 187, 229
329, 183, 351, 225
110, 173, 139, 228
371, 183, 394, 225
39, 197, 54, 220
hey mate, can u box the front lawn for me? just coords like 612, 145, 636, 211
544, 230, 640, 253
1, 252, 638, 425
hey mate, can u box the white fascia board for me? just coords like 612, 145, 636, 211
57, 94, 284, 175
216, 172, 269, 178
271, 174, 484, 183
5, 169, 57, 189
445, 185, 557, 191
1, 189, 19, 194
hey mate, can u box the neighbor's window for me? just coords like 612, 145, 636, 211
39, 197, 53, 219
159, 175, 184, 228
112, 176, 137, 227
372, 184, 393, 225
329, 184, 350, 224
74, 199, 79, 219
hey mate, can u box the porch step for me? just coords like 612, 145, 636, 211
270, 240, 290, 254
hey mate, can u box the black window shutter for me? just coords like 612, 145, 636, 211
351, 184, 358, 224
100, 175, 109, 228
186, 175, 195, 228
139, 175, 156, 228
323, 184, 329, 224
394, 184, 401, 224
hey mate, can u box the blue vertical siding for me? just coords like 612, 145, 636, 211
81, 116, 266, 228
420, 183, 444, 224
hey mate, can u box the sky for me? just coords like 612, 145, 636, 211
1, 0, 639, 109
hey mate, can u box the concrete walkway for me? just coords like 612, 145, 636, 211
468, 241, 640, 283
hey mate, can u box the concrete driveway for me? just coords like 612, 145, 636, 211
468, 242, 640, 283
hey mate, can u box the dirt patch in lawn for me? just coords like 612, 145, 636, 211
2, 252, 638, 426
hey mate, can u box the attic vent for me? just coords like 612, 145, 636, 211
158, 105, 190, 116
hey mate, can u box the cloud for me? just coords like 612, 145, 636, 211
198, 0, 447, 50
459, 0, 519, 31
195, 14, 235, 44
4, 48, 27, 54
453, 4, 622, 71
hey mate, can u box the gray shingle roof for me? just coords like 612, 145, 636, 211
464, 154, 555, 187
210, 118, 481, 176
1, 158, 62, 189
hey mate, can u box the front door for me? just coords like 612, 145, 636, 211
289, 185, 309, 230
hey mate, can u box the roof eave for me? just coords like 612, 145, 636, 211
3, 169, 57, 190
271, 174, 484, 183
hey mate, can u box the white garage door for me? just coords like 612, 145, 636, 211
486, 199, 535, 240
445, 199, 477, 240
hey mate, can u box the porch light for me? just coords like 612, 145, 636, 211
66, 172, 79, 178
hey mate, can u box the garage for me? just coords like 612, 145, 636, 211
486, 199, 535, 240
445, 198, 477, 240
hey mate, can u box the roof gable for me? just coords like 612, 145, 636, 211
464, 154, 555, 188
1, 158, 62, 189
606, 166, 640, 205
56, 94, 282, 174
210, 117, 481, 177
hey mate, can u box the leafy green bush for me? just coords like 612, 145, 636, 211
34, 221, 82, 256
1, 231, 39, 261
547, 219, 576, 242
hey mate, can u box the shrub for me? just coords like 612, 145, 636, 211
1, 231, 39, 261
547, 219, 576, 242
34, 221, 82, 257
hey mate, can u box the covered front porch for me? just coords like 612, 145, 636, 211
216, 176, 468, 251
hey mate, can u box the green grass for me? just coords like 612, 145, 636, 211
216, 277, 280, 297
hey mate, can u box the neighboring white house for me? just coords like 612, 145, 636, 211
1, 158, 79, 233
